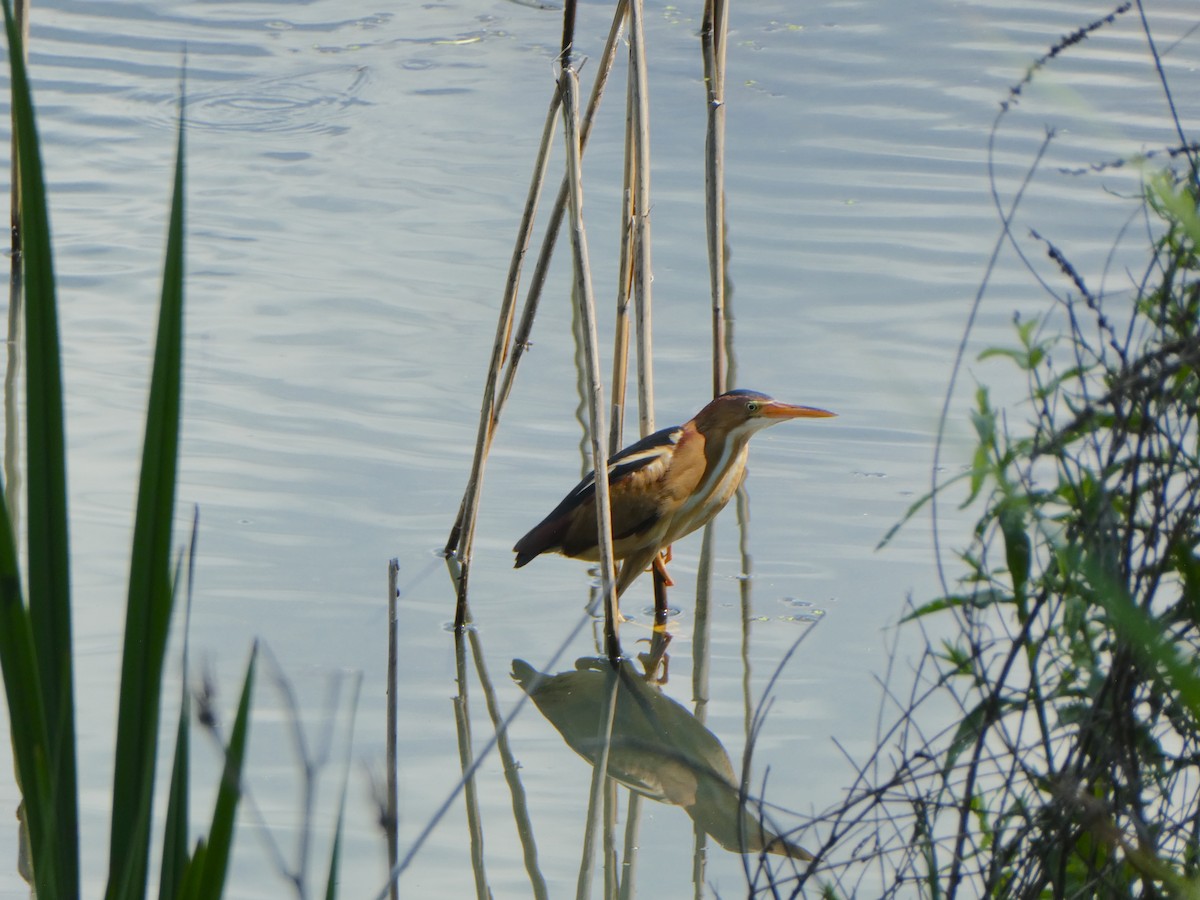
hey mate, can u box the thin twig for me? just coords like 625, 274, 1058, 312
386, 558, 399, 900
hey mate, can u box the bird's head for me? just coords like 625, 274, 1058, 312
694, 389, 836, 440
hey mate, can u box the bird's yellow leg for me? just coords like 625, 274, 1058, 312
652, 560, 670, 630
652, 549, 675, 587
616, 546, 660, 600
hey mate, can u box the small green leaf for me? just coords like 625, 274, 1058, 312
900, 590, 1009, 623
943, 698, 1005, 775
998, 501, 1031, 605
195, 644, 257, 899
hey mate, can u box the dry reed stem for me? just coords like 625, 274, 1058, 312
560, 63, 621, 660
451, 627, 491, 899
603, 778, 619, 899
575, 667, 620, 900
618, 792, 642, 899
465, 626, 550, 899
607, 69, 635, 456
701, 0, 730, 396
495, 0, 629, 416
628, 0, 655, 437
386, 558, 399, 900
692, 522, 716, 724
735, 486, 754, 738
444, 90, 561, 563
446, 0, 629, 608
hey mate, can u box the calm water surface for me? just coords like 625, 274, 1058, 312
0, 0, 1197, 896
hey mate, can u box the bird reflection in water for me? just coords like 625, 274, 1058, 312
512, 657, 813, 861
513, 390, 835, 620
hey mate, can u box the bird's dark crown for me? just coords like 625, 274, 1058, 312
719, 389, 771, 401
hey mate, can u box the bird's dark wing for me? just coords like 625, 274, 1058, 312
513, 425, 682, 567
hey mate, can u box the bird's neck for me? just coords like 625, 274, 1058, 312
688, 423, 754, 506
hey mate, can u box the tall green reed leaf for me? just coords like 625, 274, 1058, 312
0, 506, 54, 898
158, 613, 192, 898
105, 80, 188, 900
195, 644, 257, 899
324, 673, 361, 900
1, 0, 79, 894
323, 801, 346, 900
161, 513, 200, 899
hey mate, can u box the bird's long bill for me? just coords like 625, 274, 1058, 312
762, 400, 837, 419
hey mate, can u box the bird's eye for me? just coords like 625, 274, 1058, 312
746, 401, 760, 412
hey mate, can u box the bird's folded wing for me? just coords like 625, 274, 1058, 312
513, 425, 682, 564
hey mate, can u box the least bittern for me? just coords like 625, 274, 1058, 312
513, 389, 835, 603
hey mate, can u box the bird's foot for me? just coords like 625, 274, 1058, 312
652, 553, 675, 588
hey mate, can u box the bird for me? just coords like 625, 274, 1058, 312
513, 389, 835, 601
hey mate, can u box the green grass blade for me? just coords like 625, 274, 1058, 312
197, 643, 257, 899
1, 0, 79, 892
105, 83, 188, 899
158, 673, 192, 900
160, 511, 199, 900
323, 807, 345, 900
176, 841, 207, 900
0, 498, 57, 899
324, 673, 362, 900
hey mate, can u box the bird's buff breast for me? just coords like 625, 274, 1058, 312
664, 442, 749, 543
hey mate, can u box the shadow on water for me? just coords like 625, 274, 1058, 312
512, 656, 812, 863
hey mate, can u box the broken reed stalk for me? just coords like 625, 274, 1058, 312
607, 73, 635, 456
609, 0, 655, 449
627, 0, 656, 437
701, 0, 730, 396
445, 0, 629, 614
495, 0, 629, 417
444, 89, 560, 569
386, 558, 399, 900
560, 60, 621, 661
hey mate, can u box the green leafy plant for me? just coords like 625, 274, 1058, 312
767, 8, 1200, 896
909, 167, 1200, 896
0, 0, 261, 895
